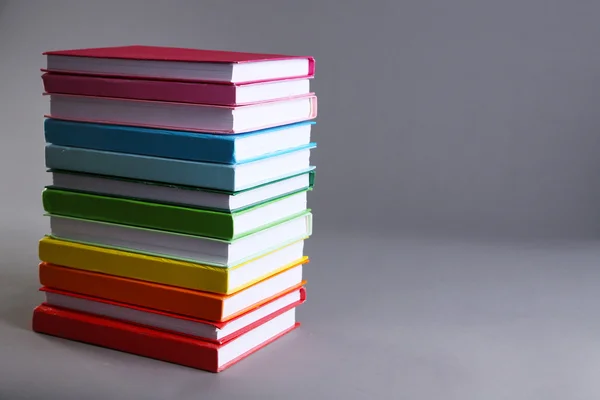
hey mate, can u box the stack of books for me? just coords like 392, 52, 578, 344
31, 45, 317, 373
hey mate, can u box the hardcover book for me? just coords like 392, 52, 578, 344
32, 304, 300, 372
47, 212, 312, 268
42, 188, 309, 241
48, 170, 314, 212
45, 144, 314, 192
43, 45, 315, 84
39, 262, 306, 322
38, 237, 307, 294
46, 93, 317, 134
42, 72, 312, 106
40, 286, 306, 344
44, 119, 315, 164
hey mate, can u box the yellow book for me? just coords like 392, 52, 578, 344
38, 237, 308, 295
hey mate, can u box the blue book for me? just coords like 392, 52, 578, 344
44, 119, 316, 164
45, 144, 316, 192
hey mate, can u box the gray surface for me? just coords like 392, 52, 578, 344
4, 229, 600, 399
3, 0, 600, 398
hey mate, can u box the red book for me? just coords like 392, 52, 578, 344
43, 45, 315, 84
32, 303, 300, 373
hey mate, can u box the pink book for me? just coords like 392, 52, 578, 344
42, 45, 315, 84
41, 72, 313, 106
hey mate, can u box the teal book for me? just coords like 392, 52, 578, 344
44, 119, 316, 164
45, 144, 315, 192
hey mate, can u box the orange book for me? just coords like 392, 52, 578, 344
39, 261, 307, 322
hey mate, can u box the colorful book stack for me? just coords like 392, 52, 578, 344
31, 45, 317, 373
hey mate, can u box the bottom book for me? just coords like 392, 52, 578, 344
32, 304, 299, 373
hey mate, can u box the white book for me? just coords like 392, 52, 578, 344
48, 212, 312, 267
50, 170, 313, 212
47, 93, 316, 133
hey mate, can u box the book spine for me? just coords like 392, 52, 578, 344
42, 188, 235, 239
32, 304, 221, 372
44, 119, 237, 164
42, 72, 238, 105
45, 145, 237, 191
38, 262, 227, 321
38, 238, 230, 293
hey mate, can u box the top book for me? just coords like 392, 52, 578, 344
43, 45, 315, 84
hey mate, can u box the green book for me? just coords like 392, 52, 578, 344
42, 188, 309, 240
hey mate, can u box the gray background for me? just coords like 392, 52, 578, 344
3, 0, 600, 399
